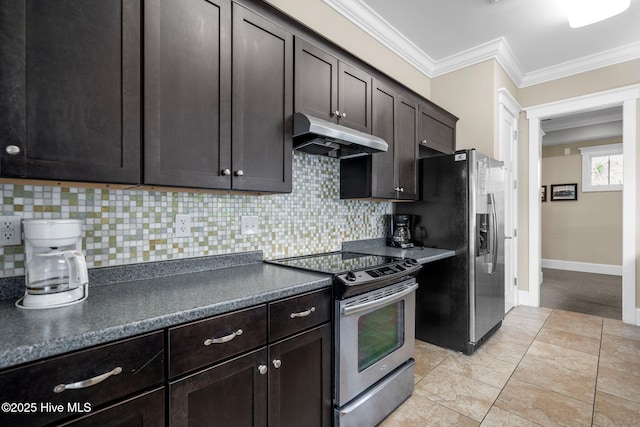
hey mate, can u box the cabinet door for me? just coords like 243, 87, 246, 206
144, 0, 231, 189
0, 0, 140, 183
396, 95, 419, 200
294, 38, 338, 122
232, 5, 292, 193
170, 348, 268, 427
370, 80, 397, 199
269, 324, 332, 427
338, 62, 372, 133
418, 102, 456, 155
59, 388, 164, 427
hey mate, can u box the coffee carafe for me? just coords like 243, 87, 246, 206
17, 219, 89, 309
387, 214, 414, 249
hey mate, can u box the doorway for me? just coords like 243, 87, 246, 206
538, 108, 623, 319
525, 85, 639, 325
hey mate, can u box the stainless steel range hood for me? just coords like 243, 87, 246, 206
292, 113, 388, 159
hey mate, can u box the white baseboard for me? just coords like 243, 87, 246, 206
517, 290, 532, 307
541, 259, 623, 276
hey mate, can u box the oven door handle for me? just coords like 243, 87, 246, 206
341, 282, 418, 316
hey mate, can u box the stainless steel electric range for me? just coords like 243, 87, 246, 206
268, 251, 422, 426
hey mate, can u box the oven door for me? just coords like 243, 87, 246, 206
336, 278, 417, 406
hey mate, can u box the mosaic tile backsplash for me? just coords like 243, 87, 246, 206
0, 152, 391, 278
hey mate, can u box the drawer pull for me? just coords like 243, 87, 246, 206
204, 329, 243, 346
290, 307, 315, 319
53, 366, 122, 393
258, 365, 268, 375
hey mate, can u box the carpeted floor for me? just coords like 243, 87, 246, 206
540, 268, 622, 320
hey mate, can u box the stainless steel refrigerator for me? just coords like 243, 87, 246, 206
397, 149, 505, 354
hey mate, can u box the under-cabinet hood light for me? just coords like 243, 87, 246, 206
562, 0, 630, 28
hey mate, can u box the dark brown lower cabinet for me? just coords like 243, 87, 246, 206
170, 348, 268, 427
0, 332, 164, 427
269, 323, 332, 427
59, 388, 165, 427
169, 324, 331, 427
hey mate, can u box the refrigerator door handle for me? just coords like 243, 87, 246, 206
488, 193, 498, 275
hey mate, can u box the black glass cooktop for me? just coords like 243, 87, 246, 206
267, 251, 402, 275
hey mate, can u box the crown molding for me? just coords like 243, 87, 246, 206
323, 0, 640, 89
541, 108, 622, 132
431, 37, 524, 85
520, 41, 640, 87
322, 0, 435, 76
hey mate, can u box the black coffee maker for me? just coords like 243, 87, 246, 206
387, 214, 414, 248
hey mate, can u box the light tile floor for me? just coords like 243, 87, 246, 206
380, 306, 640, 426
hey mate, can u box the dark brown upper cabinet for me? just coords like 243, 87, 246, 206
232, 4, 293, 193
418, 101, 458, 155
396, 94, 419, 199
294, 38, 371, 133
340, 82, 417, 200
144, 0, 232, 189
0, 0, 141, 183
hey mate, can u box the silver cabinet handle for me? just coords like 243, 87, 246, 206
221, 168, 231, 176
234, 170, 244, 177
333, 110, 341, 116
272, 359, 281, 369
53, 367, 122, 393
420, 139, 428, 145
258, 365, 268, 375
290, 307, 315, 318
5, 145, 20, 155
204, 329, 243, 346
341, 112, 347, 118
393, 187, 404, 192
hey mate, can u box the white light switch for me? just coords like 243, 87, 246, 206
241, 216, 259, 235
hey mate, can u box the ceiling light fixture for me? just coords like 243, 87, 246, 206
562, 0, 630, 28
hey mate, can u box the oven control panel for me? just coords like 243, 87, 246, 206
365, 259, 418, 278
334, 258, 421, 298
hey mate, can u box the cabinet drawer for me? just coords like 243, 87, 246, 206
169, 305, 267, 378
0, 331, 164, 427
269, 288, 332, 342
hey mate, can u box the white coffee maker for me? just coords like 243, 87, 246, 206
17, 219, 89, 309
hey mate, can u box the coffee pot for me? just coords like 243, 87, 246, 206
17, 219, 89, 309
387, 214, 414, 249
26, 249, 88, 294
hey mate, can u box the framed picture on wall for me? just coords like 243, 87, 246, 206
541, 185, 547, 202
550, 183, 578, 201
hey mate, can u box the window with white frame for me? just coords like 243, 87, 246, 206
578, 143, 623, 192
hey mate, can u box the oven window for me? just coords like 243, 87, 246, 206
357, 301, 404, 372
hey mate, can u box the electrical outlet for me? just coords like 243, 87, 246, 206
0, 216, 22, 246
241, 216, 259, 235
175, 214, 191, 238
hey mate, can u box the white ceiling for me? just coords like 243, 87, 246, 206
323, 0, 640, 87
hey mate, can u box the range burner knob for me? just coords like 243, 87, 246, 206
346, 271, 357, 282
404, 259, 415, 267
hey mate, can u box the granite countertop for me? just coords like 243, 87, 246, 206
0, 260, 331, 370
344, 241, 456, 265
